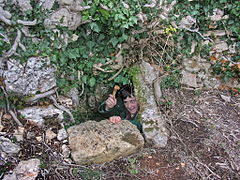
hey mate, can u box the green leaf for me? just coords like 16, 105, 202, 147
110, 37, 118, 47
86, 41, 95, 49
89, 77, 96, 87
90, 22, 101, 33
82, 75, 88, 83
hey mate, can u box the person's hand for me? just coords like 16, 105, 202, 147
105, 94, 117, 111
109, 116, 121, 124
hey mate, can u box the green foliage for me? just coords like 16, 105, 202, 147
169, 0, 240, 81
79, 169, 101, 180
127, 157, 139, 175
160, 70, 181, 89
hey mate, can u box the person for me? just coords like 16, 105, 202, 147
98, 85, 142, 132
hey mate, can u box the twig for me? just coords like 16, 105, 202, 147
0, 7, 11, 25
194, 157, 221, 179
0, 32, 10, 44
49, 95, 75, 123
9, 110, 23, 126
182, 27, 213, 42
107, 66, 124, 81
25, 89, 56, 103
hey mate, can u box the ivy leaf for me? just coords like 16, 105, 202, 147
89, 77, 96, 87
110, 37, 118, 47
90, 22, 101, 33
82, 75, 88, 83
86, 41, 95, 49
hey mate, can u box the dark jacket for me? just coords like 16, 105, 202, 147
98, 97, 142, 132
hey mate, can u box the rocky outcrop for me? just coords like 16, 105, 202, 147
134, 61, 169, 147
2, 57, 55, 95
67, 120, 144, 165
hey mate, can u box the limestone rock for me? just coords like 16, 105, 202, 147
67, 120, 144, 165
135, 61, 169, 147
3, 57, 56, 95
44, 8, 82, 30
4, 159, 40, 180
57, 128, 68, 141
0, 137, 20, 155
18, 105, 63, 126
181, 70, 198, 88
17, 0, 32, 12
46, 129, 57, 141
179, 15, 196, 29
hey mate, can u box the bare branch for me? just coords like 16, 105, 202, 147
49, 95, 75, 123
25, 89, 56, 103
0, 7, 12, 25
17, 19, 37, 26
9, 110, 23, 126
107, 66, 124, 81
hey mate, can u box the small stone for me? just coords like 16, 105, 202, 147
57, 128, 68, 141
220, 95, 231, 102
62, 144, 70, 158
46, 129, 57, 141
36, 136, 42, 142
0, 137, 21, 155
2, 113, 12, 120
13, 127, 25, 141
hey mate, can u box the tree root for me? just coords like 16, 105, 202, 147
49, 95, 75, 123
25, 89, 56, 103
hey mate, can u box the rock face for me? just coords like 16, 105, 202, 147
67, 120, 144, 165
2, 57, 55, 95
135, 61, 169, 147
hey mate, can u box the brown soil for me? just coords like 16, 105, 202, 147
1, 88, 239, 180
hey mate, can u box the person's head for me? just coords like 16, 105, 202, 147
120, 85, 139, 115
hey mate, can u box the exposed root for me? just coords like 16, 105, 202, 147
25, 89, 56, 103
49, 95, 75, 123
9, 110, 23, 126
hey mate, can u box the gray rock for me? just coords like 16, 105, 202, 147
0, 137, 20, 155
181, 70, 198, 88
57, 128, 68, 141
4, 159, 40, 180
18, 105, 63, 126
17, 0, 32, 12
3, 57, 56, 95
67, 120, 144, 165
44, 8, 81, 30
135, 61, 169, 147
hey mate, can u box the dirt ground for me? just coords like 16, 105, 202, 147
1, 88, 240, 180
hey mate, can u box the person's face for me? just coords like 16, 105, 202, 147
123, 96, 138, 115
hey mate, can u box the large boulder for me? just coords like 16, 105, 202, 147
67, 120, 144, 165
134, 61, 169, 147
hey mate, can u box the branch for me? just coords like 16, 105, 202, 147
0, 7, 12, 25
17, 19, 37, 26
9, 110, 23, 126
107, 66, 124, 81
49, 95, 75, 123
182, 27, 213, 41
4, 29, 22, 57
25, 89, 56, 103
